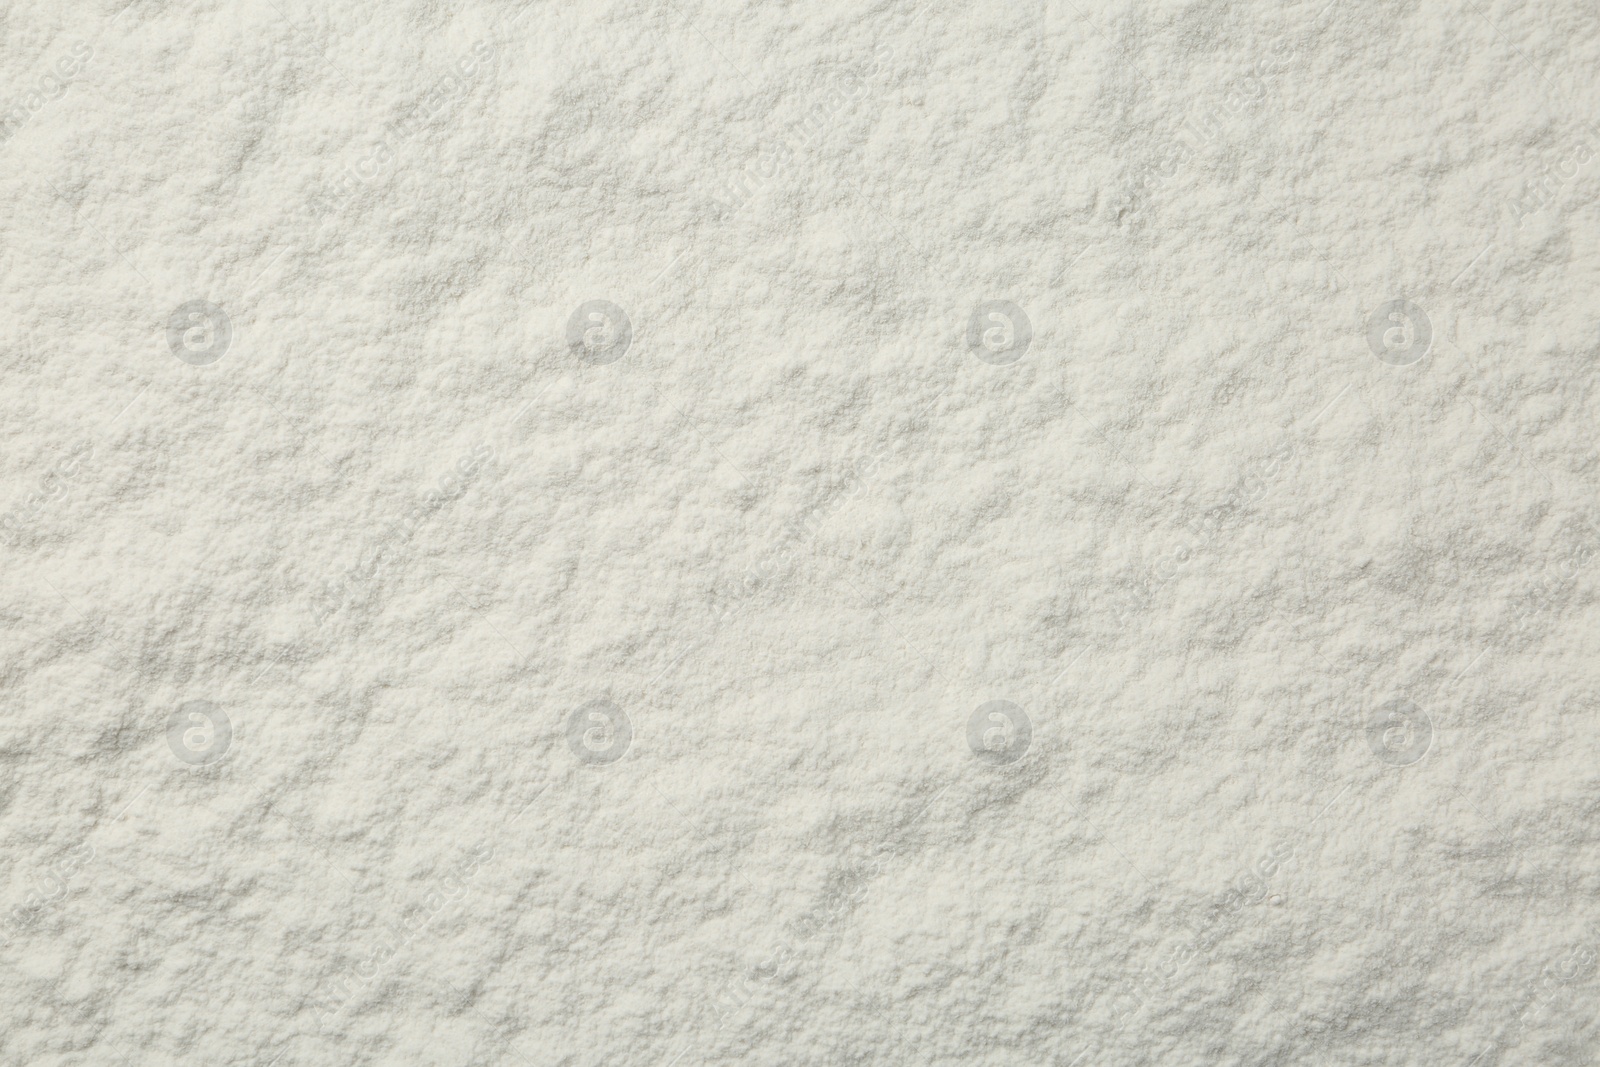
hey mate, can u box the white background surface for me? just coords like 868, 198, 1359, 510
2, 1, 1599, 1064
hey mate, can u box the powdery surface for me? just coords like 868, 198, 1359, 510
2, 1, 1599, 1064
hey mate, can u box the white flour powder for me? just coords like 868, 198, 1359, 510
2, 1, 1598, 1064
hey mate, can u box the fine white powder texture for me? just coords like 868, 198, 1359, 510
3, 1, 1599, 1064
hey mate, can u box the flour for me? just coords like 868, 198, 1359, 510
3, 1, 1599, 1065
